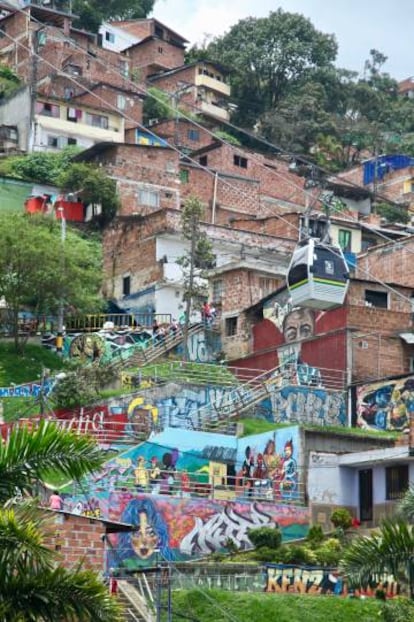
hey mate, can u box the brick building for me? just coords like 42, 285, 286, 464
43, 509, 133, 574
148, 61, 231, 123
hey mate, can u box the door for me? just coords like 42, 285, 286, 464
359, 469, 373, 522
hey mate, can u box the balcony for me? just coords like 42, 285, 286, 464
197, 100, 230, 121
35, 114, 124, 143
195, 74, 231, 97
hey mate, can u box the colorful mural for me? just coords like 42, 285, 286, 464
237, 429, 300, 501
265, 386, 347, 426
356, 375, 414, 431
265, 564, 399, 598
258, 289, 347, 393
103, 494, 309, 569
0, 378, 54, 398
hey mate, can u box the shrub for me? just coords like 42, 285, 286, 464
314, 538, 342, 566
247, 526, 281, 550
330, 508, 353, 530
306, 525, 324, 547
253, 547, 280, 562
273, 544, 317, 565
382, 598, 414, 622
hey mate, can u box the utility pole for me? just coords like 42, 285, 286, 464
56, 207, 66, 355
182, 211, 197, 362
29, 27, 46, 153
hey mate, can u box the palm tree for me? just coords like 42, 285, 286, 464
340, 520, 414, 598
0, 420, 122, 621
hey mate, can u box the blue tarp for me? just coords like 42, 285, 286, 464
363, 154, 414, 185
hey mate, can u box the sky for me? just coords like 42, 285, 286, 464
152, 0, 413, 81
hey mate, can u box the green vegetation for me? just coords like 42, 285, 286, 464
136, 361, 239, 386
0, 213, 102, 352
170, 590, 382, 622
0, 178, 33, 214
331, 508, 353, 531
58, 162, 120, 227
0, 342, 67, 422
188, 11, 414, 169
0, 64, 20, 100
0, 421, 122, 620
3, 147, 80, 185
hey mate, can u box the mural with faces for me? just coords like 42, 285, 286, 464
106, 493, 309, 570
262, 289, 347, 389
237, 427, 300, 501
356, 375, 414, 431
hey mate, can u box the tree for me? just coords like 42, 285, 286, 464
0, 420, 122, 620
72, 0, 155, 33
203, 9, 337, 126
0, 214, 102, 352
8, 147, 80, 185
58, 162, 120, 227
177, 197, 215, 360
341, 520, 414, 598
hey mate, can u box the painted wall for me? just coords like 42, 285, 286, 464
356, 375, 414, 431
265, 564, 399, 598
308, 452, 357, 507
265, 385, 347, 427
70, 492, 308, 569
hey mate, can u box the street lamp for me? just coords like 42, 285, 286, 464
56, 206, 66, 355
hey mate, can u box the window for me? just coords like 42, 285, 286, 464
386, 465, 409, 500
65, 64, 82, 76
117, 95, 126, 110
47, 135, 59, 148
199, 155, 208, 166
36, 102, 60, 118
67, 107, 81, 122
64, 87, 74, 99
85, 113, 109, 129
158, 46, 163, 54
119, 60, 129, 77
234, 155, 248, 168
259, 277, 278, 297
187, 129, 199, 141
154, 25, 164, 38
338, 229, 352, 252
68, 137, 77, 145
105, 31, 115, 43
212, 279, 223, 303
122, 275, 131, 297
138, 189, 160, 208
365, 289, 388, 309
225, 316, 238, 337
179, 169, 189, 184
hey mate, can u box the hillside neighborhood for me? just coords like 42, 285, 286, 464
1, 1, 414, 621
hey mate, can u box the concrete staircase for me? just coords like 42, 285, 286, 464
108, 324, 205, 372
117, 579, 155, 622
192, 365, 284, 430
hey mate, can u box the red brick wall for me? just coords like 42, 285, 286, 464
43, 511, 106, 573
356, 238, 414, 289
127, 39, 184, 78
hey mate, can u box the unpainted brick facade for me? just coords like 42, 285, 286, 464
356, 237, 414, 289
43, 511, 107, 573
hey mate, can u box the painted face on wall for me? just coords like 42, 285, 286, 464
131, 511, 159, 559
282, 309, 315, 343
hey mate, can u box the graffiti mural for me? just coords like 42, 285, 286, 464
357, 375, 414, 431
175, 330, 220, 363
0, 378, 54, 398
104, 493, 309, 569
265, 564, 399, 598
268, 386, 347, 426
237, 428, 301, 502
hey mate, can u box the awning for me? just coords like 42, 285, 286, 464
400, 332, 414, 344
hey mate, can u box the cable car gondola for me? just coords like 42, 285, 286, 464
287, 238, 350, 310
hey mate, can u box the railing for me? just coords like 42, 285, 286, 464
68, 471, 306, 506
65, 313, 172, 332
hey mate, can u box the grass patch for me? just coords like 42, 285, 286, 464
240, 418, 400, 440
136, 361, 238, 386
170, 590, 382, 622
0, 342, 66, 385
0, 342, 67, 422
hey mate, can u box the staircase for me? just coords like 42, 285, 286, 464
107, 324, 204, 372
117, 579, 155, 622
192, 364, 285, 430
